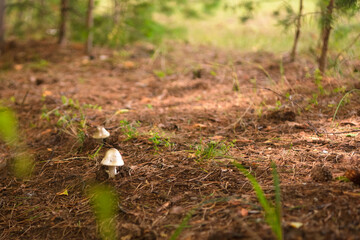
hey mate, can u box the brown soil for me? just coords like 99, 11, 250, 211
1, 40, 360, 240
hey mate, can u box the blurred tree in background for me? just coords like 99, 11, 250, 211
1, 0, 221, 51
0, 0, 358, 73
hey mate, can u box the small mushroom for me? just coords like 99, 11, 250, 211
93, 126, 110, 139
101, 148, 124, 178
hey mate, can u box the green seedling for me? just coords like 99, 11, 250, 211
153, 68, 173, 79
233, 161, 283, 240
149, 131, 173, 152
275, 100, 282, 110
305, 93, 319, 110
192, 140, 232, 160
119, 120, 140, 140
314, 69, 326, 95
40, 96, 102, 150
231, 68, 240, 92
250, 78, 257, 92
29, 59, 49, 72
89, 144, 103, 160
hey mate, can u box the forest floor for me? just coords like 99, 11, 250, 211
0, 39, 360, 240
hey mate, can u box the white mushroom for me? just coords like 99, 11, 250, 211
101, 148, 124, 178
93, 126, 110, 139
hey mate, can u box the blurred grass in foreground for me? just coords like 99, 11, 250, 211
0, 107, 34, 178
88, 184, 118, 240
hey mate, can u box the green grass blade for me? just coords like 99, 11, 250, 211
271, 162, 283, 240
233, 161, 283, 240
169, 208, 196, 240
233, 162, 272, 213
332, 89, 360, 122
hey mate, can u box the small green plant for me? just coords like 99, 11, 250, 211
250, 77, 257, 92
232, 71, 240, 92
153, 68, 173, 79
89, 144, 103, 160
314, 69, 325, 95
306, 93, 319, 110
192, 140, 232, 160
119, 120, 140, 140
233, 161, 283, 240
41, 96, 102, 148
29, 59, 49, 72
149, 131, 173, 151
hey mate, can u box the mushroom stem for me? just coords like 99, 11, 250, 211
107, 166, 117, 178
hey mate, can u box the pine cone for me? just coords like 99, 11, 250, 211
345, 169, 360, 186
311, 166, 332, 182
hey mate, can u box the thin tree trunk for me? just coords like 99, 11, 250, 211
113, 0, 120, 25
85, 0, 94, 55
58, 0, 69, 46
290, 0, 303, 62
318, 0, 334, 74
0, 0, 5, 55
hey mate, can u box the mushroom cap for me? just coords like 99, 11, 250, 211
101, 148, 124, 166
93, 126, 110, 139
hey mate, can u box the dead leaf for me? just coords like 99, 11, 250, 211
121, 234, 132, 240
41, 129, 52, 135
115, 109, 130, 114
240, 208, 248, 217
193, 123, 207, 128
56, 189, 68, 196
157, 201, 171, 212
170, 206, 184, 215
210, 135, 224, 140
123, 61, 135, 68
14, 64, 23, 70
343, 191, 360, 197
42, 90, 52, 97
289, 222, 303, 229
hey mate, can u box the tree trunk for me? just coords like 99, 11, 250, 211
318, 0, 334, 74
58, 0, 69, 47
290, 0, 303, 62
85, 0, 94, 55
0, 0, 5, 55
113, 0, 120, 25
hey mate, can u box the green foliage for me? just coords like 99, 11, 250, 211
274, 2, 297, 31
88, 184, 118, 240
192, 140, 232, 160
5, 0, 224, 47
119, 120, 140, 140
314, 69, 325, 95
233, 161, 283, 240
148, 131, 173, 151
335, 0, 359, 10
28, 59, 49, 72
41, 96, 101, 146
